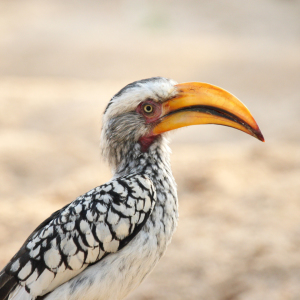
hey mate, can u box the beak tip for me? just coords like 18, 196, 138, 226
255, 130, 265, 142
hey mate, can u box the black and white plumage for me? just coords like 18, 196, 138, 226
0, 77, 264, 300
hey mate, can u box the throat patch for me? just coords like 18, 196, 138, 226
139, 136, 158, 152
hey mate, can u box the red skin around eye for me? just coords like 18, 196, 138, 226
136, 100, 162, 123
136, 100, 162, 152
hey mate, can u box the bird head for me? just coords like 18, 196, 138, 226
101, 77, 264, 169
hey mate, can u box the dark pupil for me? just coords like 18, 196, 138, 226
145, 105, 152, 112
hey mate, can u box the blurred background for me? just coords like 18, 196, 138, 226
0, 0, 300, 299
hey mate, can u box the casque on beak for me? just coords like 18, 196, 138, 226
152, 82, 264, 142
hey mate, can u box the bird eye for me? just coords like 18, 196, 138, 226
143, 104, 154, 114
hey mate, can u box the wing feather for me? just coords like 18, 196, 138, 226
0, 174, 156, 299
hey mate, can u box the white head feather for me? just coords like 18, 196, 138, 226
100, 77, 178, 170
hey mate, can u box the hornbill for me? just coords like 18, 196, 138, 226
0, 77, 264, 300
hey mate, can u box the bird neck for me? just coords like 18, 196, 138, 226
113, 135, 173, 182
113, 135, 178, 247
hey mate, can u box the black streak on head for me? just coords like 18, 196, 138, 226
104, 77, 164, 114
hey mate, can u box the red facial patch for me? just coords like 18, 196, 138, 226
136, 100, 162, 123
136, 100, 162, 152
138, 135, 158, 152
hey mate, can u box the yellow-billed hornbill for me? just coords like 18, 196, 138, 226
0, 77, 264, 300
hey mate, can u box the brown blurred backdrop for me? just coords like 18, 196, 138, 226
1, 0, 300, 299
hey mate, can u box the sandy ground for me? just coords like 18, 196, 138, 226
0, 1, 300, 299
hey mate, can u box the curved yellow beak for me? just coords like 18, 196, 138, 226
152, 82, 264, 142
